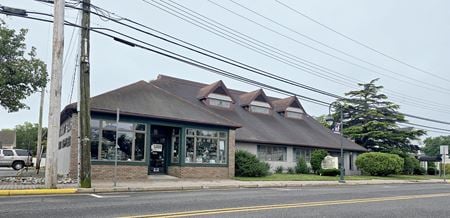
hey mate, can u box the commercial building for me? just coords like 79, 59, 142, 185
58, 75, 366, 179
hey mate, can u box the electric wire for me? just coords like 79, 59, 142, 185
274, 0, 450, 84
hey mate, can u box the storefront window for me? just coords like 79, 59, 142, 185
257, 145, 287, 161
184, 128, 227, 164
90, 119, 146, 162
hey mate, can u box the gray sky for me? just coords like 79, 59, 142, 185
1, 0, 450, 139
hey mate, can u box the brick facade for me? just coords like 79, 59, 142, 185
168, 166, 229, 179
91, 165, 148, 180
69, 114, 78, 179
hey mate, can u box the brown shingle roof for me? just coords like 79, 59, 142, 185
196, 80, 235, 103
151, 75, 366, 152
63, 80, 240, 128
239, 89, 272, 107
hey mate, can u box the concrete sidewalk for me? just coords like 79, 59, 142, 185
81, 178, 447, 193
1, 177, 447, 195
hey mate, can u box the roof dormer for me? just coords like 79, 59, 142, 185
272, 96, 305, 119
240, 89, 273, 114
197, 80, 234, 109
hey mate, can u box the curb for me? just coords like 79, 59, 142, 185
2, 180, 446, 196
0, 188, 77, 196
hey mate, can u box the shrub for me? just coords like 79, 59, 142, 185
287, 167, 295, 174
311, 149, 328, 174
414, 167, 426, 175
275, 166, 284, 174
403, 155, 420, 175
319, 168, 340, 176
235, 150, 270, 177
355, 152, 403, 176
295, 157, 309, 174
427, 167, 438, 175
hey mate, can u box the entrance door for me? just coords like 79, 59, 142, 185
149, 126, 170, 174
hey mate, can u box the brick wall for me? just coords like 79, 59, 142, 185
91, 165, 148, 180
168, 166, 229, 179
69, 113, 79, 179
228, 129, 236, 178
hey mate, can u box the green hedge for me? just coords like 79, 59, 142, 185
355, 152, 404, 176
235, 150, 270, 177
311, 149, 328, 174
319, 168, 340, 176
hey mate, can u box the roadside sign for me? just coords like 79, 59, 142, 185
440, 145, 448, 155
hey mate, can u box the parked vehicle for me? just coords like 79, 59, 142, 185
0, 149, 33, 170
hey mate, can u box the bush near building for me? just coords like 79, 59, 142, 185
235, 150, 270, 177
287, 167, 295, 174
355, 152, 404, 176
427, 167, 438, 175
295, 157, 309, 174
311, 149, 328, 174
275, 166, 283, 174
403, 155, 421, 175
319, 168, 340, 176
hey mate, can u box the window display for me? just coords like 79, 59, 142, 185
184, 128, 227, 164
90, 119, 146, 162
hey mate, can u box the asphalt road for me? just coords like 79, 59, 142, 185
1, 183, 450, 217
0, 168, 16, 177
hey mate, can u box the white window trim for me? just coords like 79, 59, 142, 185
208, 93, 232, 101
250, 100, 271, 108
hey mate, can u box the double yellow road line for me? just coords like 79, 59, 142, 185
123, 192, 450, 218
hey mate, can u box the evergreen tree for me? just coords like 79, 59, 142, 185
332, 79, 425, 152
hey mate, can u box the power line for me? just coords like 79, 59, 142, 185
148, 0, 450, 113
28, 2, 450, 123
208, 0, 450, 95
5, 7, 450, 130
274, 0, 450, 84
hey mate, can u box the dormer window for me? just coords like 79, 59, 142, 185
271, 96, 306, 119
207, 93, 232, 108
285, 107, 304, 119
240, 89, 273, 115
197, 80, 235, 109
249, 101, 271, 114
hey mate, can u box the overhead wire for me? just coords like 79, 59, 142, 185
274, 0, 450, 84
212, 0, 450, 94
149, 0, 450, 113
5, 5, 450, 132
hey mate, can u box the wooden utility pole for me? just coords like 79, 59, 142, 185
45, 0, 65, 189
79, 0, 92, 188
36, 88, 45, 174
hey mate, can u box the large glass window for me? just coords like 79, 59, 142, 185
184, 128, 227, 164
293, 148, 311, 162
90, 119, 146, 162
257, 145, 287, 161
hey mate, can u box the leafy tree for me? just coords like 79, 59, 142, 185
0, 19, 47, 112
331, 79, 425, 153
422, 136, 450, 156
235, 150, 270, 177
314, 115, 331, 129
14, 122, 47, 155
310, 149, 328, 174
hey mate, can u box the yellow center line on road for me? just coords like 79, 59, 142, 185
120, 192, 450, 218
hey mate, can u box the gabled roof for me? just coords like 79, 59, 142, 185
239, 89, 272, 107
197, 80, 235, 103
151, 75, 366, 152
271, 96, 306, 113
62, 80, 240, 128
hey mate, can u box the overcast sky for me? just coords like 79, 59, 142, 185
1, 0, 450, 139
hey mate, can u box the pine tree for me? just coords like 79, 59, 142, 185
333, 79, 425, 152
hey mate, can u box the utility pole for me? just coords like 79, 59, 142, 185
36, 88, 45, 174
45, 0, 65, 189
79, 0, 92, 188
